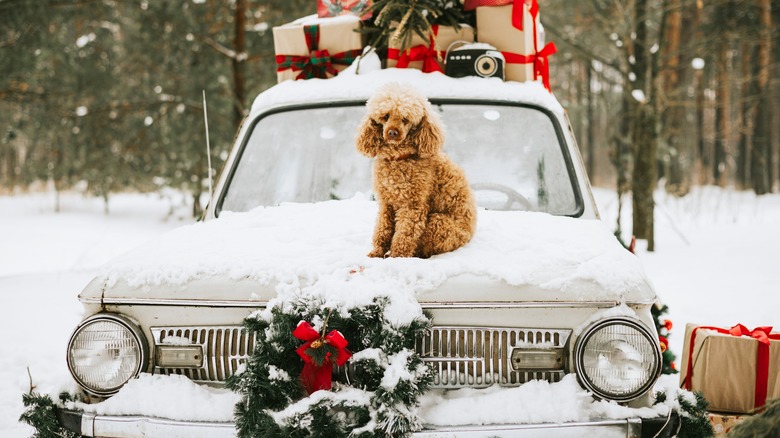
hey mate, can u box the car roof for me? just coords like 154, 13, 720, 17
250, 55, 565, 117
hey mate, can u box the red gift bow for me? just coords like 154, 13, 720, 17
683, 324, 779, 410
387, 25, 444, 73
293, 320, 351, 395
502, 42, 557, 91
463, 0, 538, 32
275, 24, 362, 80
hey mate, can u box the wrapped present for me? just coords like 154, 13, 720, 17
387, 24, 475, 73
680, 323, 780, 414
708, 412, 746, 436
468, 0, 556, 90
273, 15, 363, 82
317, 0, 372, 20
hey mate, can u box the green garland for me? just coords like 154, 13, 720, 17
19, 392, 81, 438
652, 302, 678, 375
655, 389, 713, 438
226, 296, 433, 437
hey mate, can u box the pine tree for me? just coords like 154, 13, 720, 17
365, 0, 466, 52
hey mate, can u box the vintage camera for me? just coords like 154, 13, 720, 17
445, 45, 505, 80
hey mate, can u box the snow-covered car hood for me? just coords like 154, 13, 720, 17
84, 196, 655, 305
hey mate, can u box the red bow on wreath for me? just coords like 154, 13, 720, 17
293, 320, 351, 395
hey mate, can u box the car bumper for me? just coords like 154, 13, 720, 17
59, 409, 679, 438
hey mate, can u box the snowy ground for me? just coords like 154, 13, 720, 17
1, 187, 779, 436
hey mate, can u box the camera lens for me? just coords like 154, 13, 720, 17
475, 55, 497, 77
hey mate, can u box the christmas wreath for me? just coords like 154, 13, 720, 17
226, 294, 434, 437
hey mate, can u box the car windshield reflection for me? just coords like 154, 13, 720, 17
219, 102, 581, 216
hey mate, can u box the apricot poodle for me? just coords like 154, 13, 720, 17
356, 83, 477, 258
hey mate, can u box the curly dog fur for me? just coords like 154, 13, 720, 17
356, 83, 477, 258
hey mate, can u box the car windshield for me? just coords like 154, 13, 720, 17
218, 102, 581, 216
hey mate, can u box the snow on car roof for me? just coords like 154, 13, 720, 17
250, 52, 565, 116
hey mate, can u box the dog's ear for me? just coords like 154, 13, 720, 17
410, 113, 444, 157
356, 116, 382, 158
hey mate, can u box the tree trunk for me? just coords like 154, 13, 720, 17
714, 43, 731, 186
232, 0, 247, 130
586, 63, 595, 180
737, 41, 752, 189
631, 0, 657, 251
752, 0, 772, 194
661, 0, 687, 195
192, 191, 203, 219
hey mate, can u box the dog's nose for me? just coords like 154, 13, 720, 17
387, 129, 399, 139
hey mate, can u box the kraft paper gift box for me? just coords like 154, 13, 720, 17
467, 0, 555, 88
273, 15, 363, 83
708, 412, 746, 436
386, 24, 474, 73
680, 323, 780, 414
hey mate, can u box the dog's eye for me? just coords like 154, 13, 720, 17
381, 114, 389, 121
402, 118, 409, 124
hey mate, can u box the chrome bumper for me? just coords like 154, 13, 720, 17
59, 410, 678, 438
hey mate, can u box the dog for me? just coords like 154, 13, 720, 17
356, 83, 477, 258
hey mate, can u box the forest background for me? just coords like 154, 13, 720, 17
1, 0, 777, 251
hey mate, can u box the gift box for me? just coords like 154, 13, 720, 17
386, 24, 475, 73
273, 15, 363, 83
708, 412, 746, 436
317, 0, 372, 20
468, 0, 556, 89
680, 323, 780, 414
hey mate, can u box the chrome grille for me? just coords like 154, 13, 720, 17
416, 327, 571, 388
151, 326, 254, 382
151, 325, 569, 389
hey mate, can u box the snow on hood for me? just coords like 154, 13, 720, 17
250, 51, 564, 116
98, 196, 653, 315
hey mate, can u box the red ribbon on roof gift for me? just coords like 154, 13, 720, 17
464, 0, 539, 32
275, 24, 362, 80
293, 320, 351, 395
387, 25, 445, 73
502, 42, 557, 91
683, 324, 780, 410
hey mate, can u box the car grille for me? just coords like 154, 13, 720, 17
151, 325, 570, 388
152, 326, 255, 383
417, 327, 570, 388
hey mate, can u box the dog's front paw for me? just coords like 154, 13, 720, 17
367, 248, 387, 258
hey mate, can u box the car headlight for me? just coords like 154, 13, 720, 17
574, 316, 661, 402
67, 313, 148, 396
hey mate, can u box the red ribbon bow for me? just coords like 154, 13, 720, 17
684, 324, 778, 410
293, 320, 351, 395
502, 42, 557, 91
388, 25, 444, 73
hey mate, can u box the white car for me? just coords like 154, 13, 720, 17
56, 65, 678, 437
